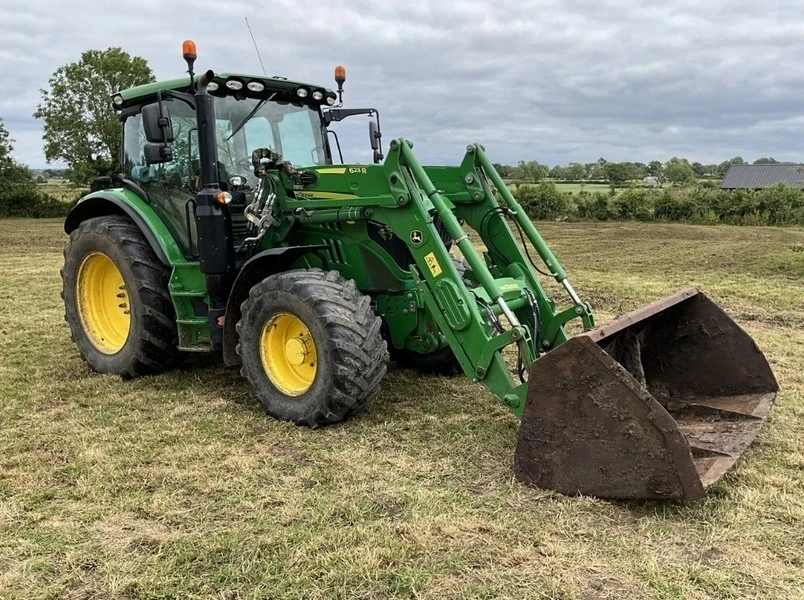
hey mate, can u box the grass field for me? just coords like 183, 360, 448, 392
1, 219, 802, 599
552, 182, 615, 194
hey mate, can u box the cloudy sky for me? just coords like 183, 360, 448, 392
2, 0, 803, 168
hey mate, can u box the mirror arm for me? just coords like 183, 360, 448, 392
326, 130, 344, 164
161, 89, 196, 110
323, 107, 377, 125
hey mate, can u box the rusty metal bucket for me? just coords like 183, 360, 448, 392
515, 288, 778, 500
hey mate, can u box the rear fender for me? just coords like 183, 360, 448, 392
222, 245, 327, 366
64, 190, 185, 266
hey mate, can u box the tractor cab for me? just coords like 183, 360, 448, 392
113, 69, 381, 257
113, 73, 335, 256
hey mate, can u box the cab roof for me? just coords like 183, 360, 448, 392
114, 72, 336, 110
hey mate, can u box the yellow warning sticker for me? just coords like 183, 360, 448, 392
424, 252, 442, 277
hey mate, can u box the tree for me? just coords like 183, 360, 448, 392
753, 157, 778, 164
566, 162, 587, 180
549, 165, 567, 180
647, 160, 664, 181
629, 162, 648, 179
691, 162, 705, 177
34, 47, 154, 184
0, 118, 13, 170
590, 163, 607, 180
716, 156, 745, 177
0, 118, 32, 184
664, 157, 695, 185
493, 163, 512, 178
603, 162, 630, 186
513, 160, 548, 182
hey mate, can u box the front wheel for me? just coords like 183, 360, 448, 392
236, 270, 387, 427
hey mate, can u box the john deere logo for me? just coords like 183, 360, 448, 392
410, 230, 423, 244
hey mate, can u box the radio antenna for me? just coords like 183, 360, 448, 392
245, 17, 267, 76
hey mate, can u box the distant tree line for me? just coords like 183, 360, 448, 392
509, 181, 804, 226
2, 43, 802, 222
494, 156, 788, 186
0, 118, 73, 217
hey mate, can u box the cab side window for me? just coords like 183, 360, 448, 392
123, 100, 200, 255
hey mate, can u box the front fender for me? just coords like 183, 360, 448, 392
64, 189, 186, 266
222, 245, 327, 366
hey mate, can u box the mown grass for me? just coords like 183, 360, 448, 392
0, 219, 802, 599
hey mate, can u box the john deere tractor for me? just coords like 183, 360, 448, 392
62, 41, 778, 500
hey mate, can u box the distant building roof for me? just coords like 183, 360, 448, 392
720, 164, 804, 189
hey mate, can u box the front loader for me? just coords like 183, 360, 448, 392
62, 41, 777, 500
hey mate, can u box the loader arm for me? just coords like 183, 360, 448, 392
365, 139, 596, 415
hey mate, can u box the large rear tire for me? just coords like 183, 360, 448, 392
236, 269, 387, 427
390, 346, 462, 376
61, 216, 179, 377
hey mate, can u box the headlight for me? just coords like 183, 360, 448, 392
112, 94, 124, 106
312, 90, 323, 101
326, 95, 336, 106
225, 79, 244, 91
247, 81, 265, 93
296, 87, 308, 98
206, 81, 219, 92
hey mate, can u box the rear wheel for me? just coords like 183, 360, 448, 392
236, 269, 387, 427
62, 216, 179, 376
390, 345, 462, 376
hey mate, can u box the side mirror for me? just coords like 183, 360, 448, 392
144, 142, 173, 165
369, 119, 383, 163
142, 103, 174, 143
142, 102, 174, 164
369, 120, 380, 151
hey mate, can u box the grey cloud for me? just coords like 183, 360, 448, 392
1, 0, 802, 168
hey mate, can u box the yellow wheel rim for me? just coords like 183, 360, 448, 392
260, 312, 318, 396
76, 252, 131, 354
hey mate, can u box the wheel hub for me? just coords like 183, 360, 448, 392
284, 337, 309, 366
76, 252, 131, 354
260, 312, 318, 396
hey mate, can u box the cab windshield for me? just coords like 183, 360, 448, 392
215, 95, 328, 180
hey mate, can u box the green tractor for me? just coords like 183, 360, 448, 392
62, 41, 778, 500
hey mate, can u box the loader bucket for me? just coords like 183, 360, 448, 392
515, 288, 778, 500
